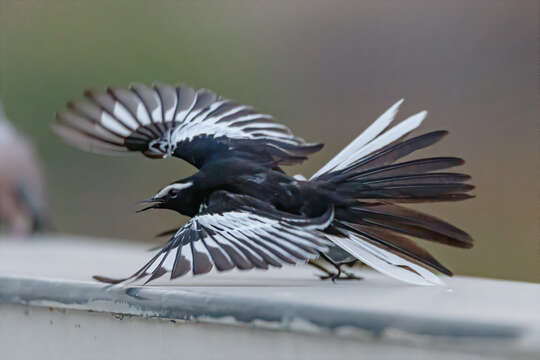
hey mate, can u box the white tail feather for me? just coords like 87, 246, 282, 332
310, 100, 443, 285
332, 110, 427, 173
311, 99, 403, 179
311, 100, 428, 179
327, 232, 444, 286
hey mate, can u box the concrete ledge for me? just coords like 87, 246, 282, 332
1, 236, 539, 359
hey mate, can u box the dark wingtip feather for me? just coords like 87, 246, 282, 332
461, 242, 474, 249
305, 142, 324, 153
433, 129, 449, 137
83, 89, 98, 99
92, 275, 127, 284
437, 264, 453, 277
417, 130, 449, 145
143, 267, 168, 285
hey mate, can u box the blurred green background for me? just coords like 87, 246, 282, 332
0, 0, 538, 282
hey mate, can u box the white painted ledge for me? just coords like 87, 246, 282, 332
0, 236, 539, 359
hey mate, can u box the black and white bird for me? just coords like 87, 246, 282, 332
53, 82, 474, 286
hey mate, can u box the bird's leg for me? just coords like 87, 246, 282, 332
307, 260, 338, 280
319, 253, 342, 281
335, 263, 363, 281
316, 254, 363, 281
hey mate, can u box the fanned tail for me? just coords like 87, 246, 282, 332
312, 100, 474, 286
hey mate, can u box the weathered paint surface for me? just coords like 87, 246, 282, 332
1, 236, 540, 357
0, 275, 524, 340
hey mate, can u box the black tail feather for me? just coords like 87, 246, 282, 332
336, 203, 473, 248
318, 131, 449, 182
311, 108, 473, 281
361, 173, 471, 186
347, 130, 448, 173
349, 157, 465, 181
340, 183, 475, 200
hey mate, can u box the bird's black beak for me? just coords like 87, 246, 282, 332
136, 197, 163, 213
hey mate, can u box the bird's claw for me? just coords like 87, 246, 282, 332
319, 271, 363, 282
308, 259, 362, 282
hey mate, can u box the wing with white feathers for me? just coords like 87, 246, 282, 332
53, 82, 322, 168
93, 191, 334, 285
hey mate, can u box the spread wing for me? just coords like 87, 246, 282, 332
53, 82, 322, 168
94, 191, 334, 285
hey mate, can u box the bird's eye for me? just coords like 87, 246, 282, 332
168, 190, 178, 198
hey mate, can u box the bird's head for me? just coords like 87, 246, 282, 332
137, 181, 194, 213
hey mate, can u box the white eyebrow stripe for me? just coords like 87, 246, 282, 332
155, 181, 193, 198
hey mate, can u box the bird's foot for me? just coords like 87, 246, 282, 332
308, 260, 362, 282
318, 272, 339, 282
319, 270, 363, 282
336, 269, 363, 281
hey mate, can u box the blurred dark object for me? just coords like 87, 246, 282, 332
0, 102, 48, 236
